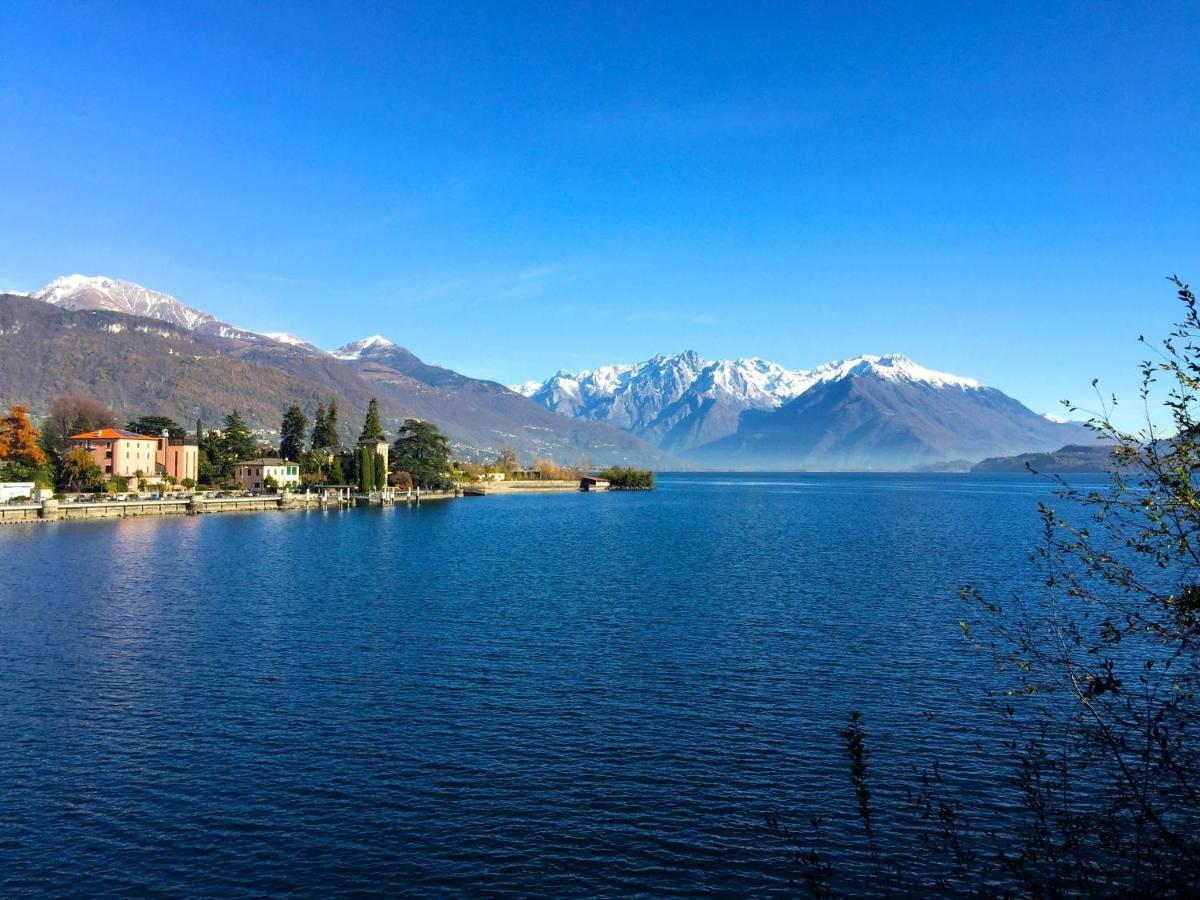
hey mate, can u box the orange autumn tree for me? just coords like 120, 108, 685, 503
0, 404, 47, 468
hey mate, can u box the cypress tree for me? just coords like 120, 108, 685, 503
374, 450, 387, 490
359, 398, 384, 442
357, 446, 372, 493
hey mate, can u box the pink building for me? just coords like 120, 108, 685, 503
67, 428, 199, 484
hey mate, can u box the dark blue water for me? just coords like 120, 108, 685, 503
0, 473, 1097, 895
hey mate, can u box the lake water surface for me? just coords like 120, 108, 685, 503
0, 473, 1095, 895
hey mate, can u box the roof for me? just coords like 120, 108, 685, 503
67, 428, 158, 441
237, 458, 292, 466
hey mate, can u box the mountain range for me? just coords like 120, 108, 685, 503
1, 274, 1088, 469
0, 276, 675, 466
515, 351, 1087, 469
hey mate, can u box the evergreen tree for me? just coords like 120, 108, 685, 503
195, 418, 203, 442
69, 411, 95, 437
329, 457, 345, 485
324, 398, 340, 448
374, 450, 387, 490
220, 410, 258, 461
126, 415, 185, 437
357, 446, 373, 493
311, 398, 340, 449
280, 405, 308, 461
310, 403, 327, 450
391, 419, 452, 490
359, 398, 385, 442
198, 427, 226, 485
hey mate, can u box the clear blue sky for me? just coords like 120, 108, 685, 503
1, 2, 1196, 421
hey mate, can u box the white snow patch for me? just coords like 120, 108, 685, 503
331, 334, 397, 359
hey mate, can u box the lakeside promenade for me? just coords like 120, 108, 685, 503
0, 480, 589, 525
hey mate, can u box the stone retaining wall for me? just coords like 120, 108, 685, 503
1, 489, 467, 525
0, 504, 40, 522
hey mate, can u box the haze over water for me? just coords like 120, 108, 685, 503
0, 473, 1095, 894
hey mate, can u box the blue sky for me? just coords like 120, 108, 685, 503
1, 2, 1197, 421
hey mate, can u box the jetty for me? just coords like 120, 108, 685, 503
461, 478, 589, 496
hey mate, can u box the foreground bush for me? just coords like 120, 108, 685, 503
772, 277, 1200, 896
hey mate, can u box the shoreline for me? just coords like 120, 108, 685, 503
0, 480, 606, 526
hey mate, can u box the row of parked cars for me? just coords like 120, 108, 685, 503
63, 489, 260, 503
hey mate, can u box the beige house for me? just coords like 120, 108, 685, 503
233, 459, 301, 492
66, 428, 199, 484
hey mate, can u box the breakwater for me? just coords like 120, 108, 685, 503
461, 479, 583, 496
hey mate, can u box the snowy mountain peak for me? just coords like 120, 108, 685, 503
259, 332, 327, 354
513, 350, 990, 453
33, 274, 218, 332
330, 335, 397, 359
261, 332, 309, 346
511, 380, 545, 397
807, 354, 983, 390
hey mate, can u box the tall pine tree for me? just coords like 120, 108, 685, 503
325, 399, 340, 448
310, 403, 326, 450
310, 398, 340, 450
220, 410, 258, 461
359, 398, 384, 442
280, 406, 307, 461
391, 419, 452, 490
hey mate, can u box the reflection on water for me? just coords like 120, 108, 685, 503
0, 473, 1067, 895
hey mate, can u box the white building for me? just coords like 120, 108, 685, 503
232, 459, 301, 492
0, 482, 36, 503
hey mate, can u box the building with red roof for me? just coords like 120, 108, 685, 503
66, 428, 198, 485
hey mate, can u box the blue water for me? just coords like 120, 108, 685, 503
0, 473, 1097, 895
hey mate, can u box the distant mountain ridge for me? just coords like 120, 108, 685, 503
972, 443, 1117, 474
4, 274, 1089, 470
517, 351, 1087, 469
2, 276, 676, 466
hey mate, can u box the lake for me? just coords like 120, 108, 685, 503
0, 472, 1093, 895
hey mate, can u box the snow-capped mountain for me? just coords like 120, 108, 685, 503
514, 351, 985, 453
13, 274, 1086, 469
34, 275, 219, 331
30, 275, 329, 353
331, 335, 396, 359
514, 350, 816, 450
260, 332, 324, 353
4, 277, 673, 465
517, 350, 1086, 467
